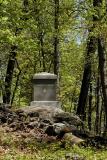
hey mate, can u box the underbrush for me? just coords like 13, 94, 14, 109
0, 127, 107, 160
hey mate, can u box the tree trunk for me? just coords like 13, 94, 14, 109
11, 69, 21, 105
76, 0, 101, 120
98, 37, 107, 134
33, 0, 46, 72
3, 0, 29, 104
95, 74, 100, 134
88, 83, 92, 131
76, 36, 96, 120
3, 46, 17, 104
54, 0, 59, 77
38, 32, 46, 72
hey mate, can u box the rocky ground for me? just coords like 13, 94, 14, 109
0, 103, 85, 145
0, 103, 107, 148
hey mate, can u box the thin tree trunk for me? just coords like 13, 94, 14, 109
3, 46, 17, 104
11, 69, 21, 105
39, 32, 46, 72
54, 0, 59, 77
95, 74, 100, 134
3, 0, 29, 104
98, 37, 107, 134
99, 100, 103, 135
33, 0, 46, 72
76, 36, 96, 120
88, 82, 92, 131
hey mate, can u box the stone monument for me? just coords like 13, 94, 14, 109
30, 72, 60, 107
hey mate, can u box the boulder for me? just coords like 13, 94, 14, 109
18, 106, 82, 126
53, 123, 68, 134
62, 133, 84, 145
54, 112, 83, 126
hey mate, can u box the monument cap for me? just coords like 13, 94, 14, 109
33, 72, 57, 80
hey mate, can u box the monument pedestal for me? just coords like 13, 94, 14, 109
31, 72, 60, 108
30, 101, 61, 108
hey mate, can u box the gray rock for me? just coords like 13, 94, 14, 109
27, 121, 38, 129
30, 117, 39, 122
20, 105, 63, 122
53, 123, 69, 134
54, 112, 82, 126
19, 106, 82, 127
42, 119, 53, 124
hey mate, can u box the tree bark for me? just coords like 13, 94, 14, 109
3, 46, 17, 104
33, 0, 46, 72
98, 37, 107, 133
3, 0, 29, 104
76, 0, 101, 120
11, 62, 21, 105
38, 32, 46, 72
88, 83, 92, 131
76, 35, 96, 120
95, 74, 100, 134
54, 0, 59, 77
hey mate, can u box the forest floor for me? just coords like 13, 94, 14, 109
0, 126, 107, 160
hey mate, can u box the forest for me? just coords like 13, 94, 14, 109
0, 0, 107, 159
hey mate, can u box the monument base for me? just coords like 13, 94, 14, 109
30, 101, 61, 108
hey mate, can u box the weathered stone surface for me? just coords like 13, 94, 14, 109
54, 112, 83, 126
32, 72, 57, 102
30, 101, 60, 107
63, 133, 84, 145
19, 105, 63, 121
53, 123, 67, 134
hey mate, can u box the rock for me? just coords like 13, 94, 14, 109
9, 122, 17, 128
0, 117, 7, 123
45, 122, 75, 137
39, 122, 46, 129
54, 112, 83, 126
53, 123, 71, 135
45, 126, 56, 136
15, 109, 24, 114
20, 106, 63, 119
30, 117, 39, 122
7, 117, 14, 124
27, 121, 38, 129
19, 106, 82, 129
70, 154, 85, 160
27, 112, 39, 117
42, 119, 52, 124
9, 122, 26, 131
53, 123, 67, 134
63, 133, 84, 145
